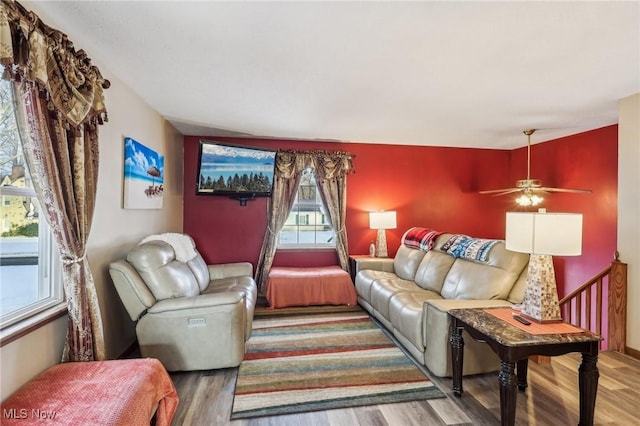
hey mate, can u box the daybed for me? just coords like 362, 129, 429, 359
109, 233, 257, 371
0, 358, 178, 426
266, 266, 357, 308
355, 227, 529, 377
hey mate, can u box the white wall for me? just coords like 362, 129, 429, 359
1, 6, 184, 398
618, 93, 640, 352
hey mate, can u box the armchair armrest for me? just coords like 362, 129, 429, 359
148, 292, 244, 314
208, 262, 253, 280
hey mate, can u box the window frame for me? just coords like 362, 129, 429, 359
277, 168, 336, 250
0, 79, 64, 339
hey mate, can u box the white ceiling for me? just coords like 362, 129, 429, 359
27, 1, 639, 149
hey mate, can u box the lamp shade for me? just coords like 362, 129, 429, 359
369, 211, 397, 230
505, 212, 583, 256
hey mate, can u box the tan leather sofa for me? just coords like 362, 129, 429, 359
355, 231, 529, 377
109, 235, 257, 371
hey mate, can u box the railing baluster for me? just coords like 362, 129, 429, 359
596, 280, 602, 337
586, 287, 592, 331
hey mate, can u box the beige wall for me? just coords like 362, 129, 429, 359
618, 93, 640, 352
1, 33, 184, 399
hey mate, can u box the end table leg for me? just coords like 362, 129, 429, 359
499, 361, 517, 426
578, 351, 599, 426
450, 322, 464, 397
517, 358, 528, 391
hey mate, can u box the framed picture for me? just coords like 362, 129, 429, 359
123, 137, 164, 209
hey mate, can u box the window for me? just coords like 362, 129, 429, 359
278, 168, 335, 248
0, 78, 62, 331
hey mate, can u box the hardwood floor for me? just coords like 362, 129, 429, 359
169, 307, 640, 425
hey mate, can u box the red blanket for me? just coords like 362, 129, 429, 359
266, 266, 357, 309
402, 227, 443, 251
1, 358, 178, 425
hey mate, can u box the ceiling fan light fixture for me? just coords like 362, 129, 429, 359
516, 193, 544, 207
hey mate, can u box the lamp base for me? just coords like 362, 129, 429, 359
520, 313, 564, 324
375, 229, 388, 258
521, 254, 563, 323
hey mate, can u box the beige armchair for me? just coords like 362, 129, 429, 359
109, 234, 257, 371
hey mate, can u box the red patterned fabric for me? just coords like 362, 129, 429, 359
0, 359, 178, 426
402, 227, 443, 251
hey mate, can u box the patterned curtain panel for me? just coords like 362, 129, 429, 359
255, 150, 355, 293
313, 152, 352, 273
255, 150, 304, 292
1, 1, 109, 362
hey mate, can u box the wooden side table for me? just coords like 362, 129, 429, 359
449, 308, 602, 426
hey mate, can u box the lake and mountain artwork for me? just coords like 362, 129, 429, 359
123, 137, 164, 209
197, 143, 275, 195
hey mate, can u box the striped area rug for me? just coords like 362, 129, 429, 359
230, 310, 445, 419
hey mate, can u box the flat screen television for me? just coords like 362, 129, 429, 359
196, 140, 276, 204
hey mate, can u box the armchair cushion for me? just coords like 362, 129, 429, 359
127, 241, 200, 300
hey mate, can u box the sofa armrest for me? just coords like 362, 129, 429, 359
353, 257, 395, 274
208, 262, 253, 280
424, 298, 513, 313
148, 292, 244, 314
422, 298, 512, 377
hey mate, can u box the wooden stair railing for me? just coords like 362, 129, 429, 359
558, 252, 627, 351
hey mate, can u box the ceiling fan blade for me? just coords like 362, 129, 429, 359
479, 188, 524, 196
538, 187, 592, 194
478, 188, 520, 195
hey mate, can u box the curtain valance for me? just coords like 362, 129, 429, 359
0, 0, 109, 126
275, 149, 355, 179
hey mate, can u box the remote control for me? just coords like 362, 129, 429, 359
513, 315, 531, 326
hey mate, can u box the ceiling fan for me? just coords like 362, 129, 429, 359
479, 129, 591, 206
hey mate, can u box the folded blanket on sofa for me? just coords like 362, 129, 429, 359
442, 234, 500, 262
402, 227, 444, 252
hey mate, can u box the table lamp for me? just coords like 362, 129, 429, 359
369, 211, 397, 258
505, 210, 583, 323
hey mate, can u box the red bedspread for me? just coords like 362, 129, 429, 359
1, 358, 178, 425
266, 266, 357, 309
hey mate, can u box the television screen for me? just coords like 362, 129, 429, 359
196, 140, 276, 200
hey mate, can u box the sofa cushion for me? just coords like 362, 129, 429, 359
507, 267, 529, 303
355, 269, 398, 301
369, 277, 419, 319
127, 241, 200, 300
393, 245, 427, 281
388, 289, 442, 352
187, 253, 210, 292
413, 250, 456, 293
439, 242, 529, 300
